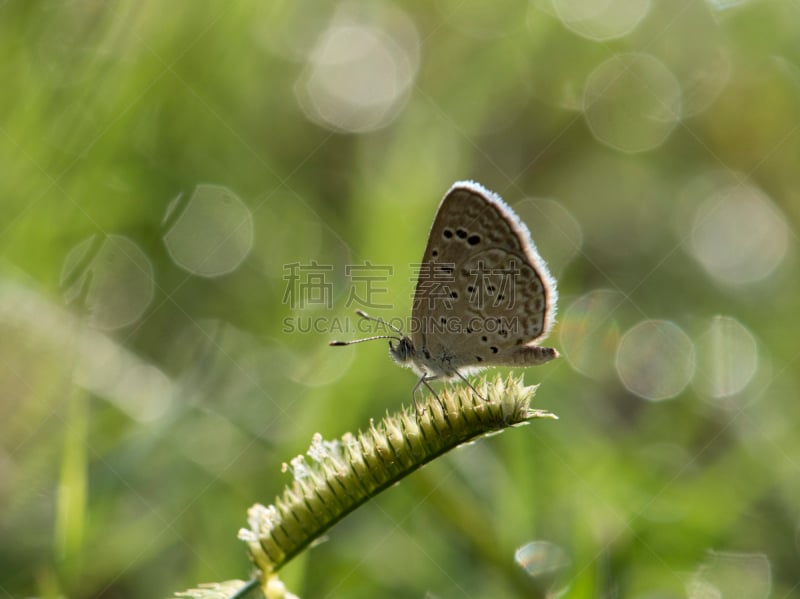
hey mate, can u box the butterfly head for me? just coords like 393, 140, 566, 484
388, 335, 415, 365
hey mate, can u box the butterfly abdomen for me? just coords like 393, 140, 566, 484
508, 345, 559, 366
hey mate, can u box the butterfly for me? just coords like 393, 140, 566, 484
331, 181, 558, 400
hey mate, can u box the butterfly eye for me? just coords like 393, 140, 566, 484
456, 228, 468, 239
442, 229, 453, 239
467, 234, 481, 246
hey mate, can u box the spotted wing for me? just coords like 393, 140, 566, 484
410, 181, 558, 369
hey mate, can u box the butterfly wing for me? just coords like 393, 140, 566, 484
411, 181, 558, 371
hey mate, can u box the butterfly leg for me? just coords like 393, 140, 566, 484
454, 370, 487, 401
412, 374, 444, 414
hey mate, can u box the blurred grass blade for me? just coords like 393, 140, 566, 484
55, 386, 88, 579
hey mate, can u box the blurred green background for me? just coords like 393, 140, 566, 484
2, 0, 799, 597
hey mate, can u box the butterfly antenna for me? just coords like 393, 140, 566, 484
354, 310, 405, 335
329, 311, 405, 346
329, 334, 401, 346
